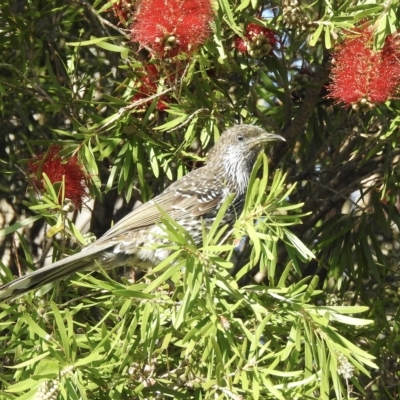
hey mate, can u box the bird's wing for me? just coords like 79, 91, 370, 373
94, 190, 178, 243
87, 167, 227, 247
171, 174, 224, 217
0, 168, 228, 303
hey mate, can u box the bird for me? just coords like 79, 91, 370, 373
0, 125, 284, 302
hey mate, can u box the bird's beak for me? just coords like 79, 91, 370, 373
247, 132, 286, 148
262, 132, 286, 142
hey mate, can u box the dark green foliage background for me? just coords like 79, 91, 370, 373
0, 0, 399, 398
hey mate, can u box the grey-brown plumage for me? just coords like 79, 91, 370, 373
0, 125, 284, 302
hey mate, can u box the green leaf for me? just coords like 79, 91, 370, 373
324, 25, 332, 49
51, 302, 70, 360
329, 313, 374, 326
0, 215, 43, 237
309, 23, 324, 46
6, 351, 51, 369
219, 0, 243, 36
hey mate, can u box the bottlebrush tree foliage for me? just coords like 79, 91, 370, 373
0, 0, 399, 399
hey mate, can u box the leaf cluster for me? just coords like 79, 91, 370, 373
0, 0, 400, 398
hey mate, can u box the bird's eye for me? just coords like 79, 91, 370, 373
237, 135, 244, 141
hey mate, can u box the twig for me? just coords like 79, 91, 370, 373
75, 0, 130, 38
271, 65, 330, 168
97, 87, 173, 132
59, 289, 107, 308
12, 233, 23, 277
167, 108, 208, 132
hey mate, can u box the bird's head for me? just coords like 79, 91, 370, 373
208, 124, 284, 166
206, 124, 285, 192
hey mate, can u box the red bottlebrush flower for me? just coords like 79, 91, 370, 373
382, 31, 400, 65
28, 146, 89, 209
327, 27, 400, 108
234, 37, 248, 53
112, 0, 136, 26
234, 20, 277, 58
131, 0, 214, 58
131, 64, 170, 111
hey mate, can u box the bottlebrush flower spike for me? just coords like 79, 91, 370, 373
382, 32, 400, 65
28, 146, 90, 210
235, 20, 277, 58
234, 37, 248, 53
131, 0, 214, 58
328, 27, 400, 109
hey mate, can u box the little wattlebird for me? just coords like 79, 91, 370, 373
0, 125, 284, 302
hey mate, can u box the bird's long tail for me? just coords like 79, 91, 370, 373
0, 245, 109, 303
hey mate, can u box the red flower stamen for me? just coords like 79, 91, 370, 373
131, 0, 214, 58
28, 146, 89, 209
328, 27, 400, 108
234, 20, 277, 58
